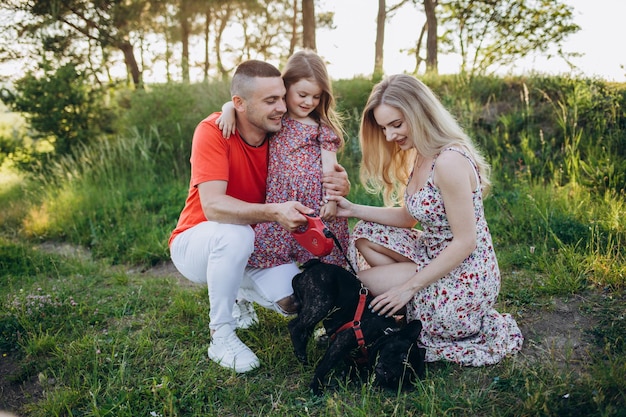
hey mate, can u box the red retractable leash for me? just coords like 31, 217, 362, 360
291, 215, 335, 257
291, 214, 357, 275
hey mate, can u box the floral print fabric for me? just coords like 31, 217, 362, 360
349, 148, 523, 366
248, 116, 350, 268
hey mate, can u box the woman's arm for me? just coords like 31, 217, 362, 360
329, 195, 417, 228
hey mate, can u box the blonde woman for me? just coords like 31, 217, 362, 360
330, 74, 523, 366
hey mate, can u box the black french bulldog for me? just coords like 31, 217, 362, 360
288, 259, 426, 395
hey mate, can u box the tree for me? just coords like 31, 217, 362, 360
212, 3, 235, 79
423, 0, 437, 73
373, 1, 412, 80
0, 0, 339, 84
201, 3, 212, 81
441, 0, 580, 77
176, 0, 220, 83
302, 0, 316, 50
291, 1, 335, 55
3, 0, 156, 88
374, 0, 386, 80
289, 0, 299, 55
179, 0, 193, 83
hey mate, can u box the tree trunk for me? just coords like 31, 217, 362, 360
289, 0, 298, 55
424, 0, 438, 74
413, 22, 427, 74
181, 20, 190, 83
373, 0, 385, 80
180, 0, 191, 83
203, 8, 211, 82
215, 16, 228, 80
302, 0, 316, 50
164, 12, 173, 83
118, 40, 142, 88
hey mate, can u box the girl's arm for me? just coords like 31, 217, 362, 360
215, 101, 236, 138
320, 148, 338, 221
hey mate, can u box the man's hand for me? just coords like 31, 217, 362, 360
274, 201, 313, 232
322, 163, 350, 197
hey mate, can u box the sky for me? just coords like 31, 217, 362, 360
316, 0, 626, 82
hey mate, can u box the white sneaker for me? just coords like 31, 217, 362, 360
208, 328, 260, 373
233, 299, 258, 329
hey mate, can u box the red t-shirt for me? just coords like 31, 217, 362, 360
169, 113, 269, 246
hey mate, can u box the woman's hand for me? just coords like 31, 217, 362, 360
326, 195, 354, 218
368, 283, 416, 317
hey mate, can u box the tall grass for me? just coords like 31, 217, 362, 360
2, 74, 624, 284
19, 130, 187, 265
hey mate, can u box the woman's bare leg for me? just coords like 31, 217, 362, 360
356, 238, 413, 266
357, 261, 418, 296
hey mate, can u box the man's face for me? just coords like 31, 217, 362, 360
242, 77, 287, 134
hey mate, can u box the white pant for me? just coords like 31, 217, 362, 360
169, 221, 300, 331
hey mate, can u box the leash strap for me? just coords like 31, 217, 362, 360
331, 287, 369, 362
322, 222, 369, 362
324, 228, 358, 275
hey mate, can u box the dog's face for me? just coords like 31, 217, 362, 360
369, 320, 426, 389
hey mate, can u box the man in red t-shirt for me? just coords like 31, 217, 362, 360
169, 60, 349, 374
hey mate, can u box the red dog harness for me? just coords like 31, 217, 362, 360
330, 286, 370, 363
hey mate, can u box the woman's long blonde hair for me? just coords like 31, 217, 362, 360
359, 74, 491, 206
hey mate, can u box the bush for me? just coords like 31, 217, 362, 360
1, 62, 117, 170
120, 81, 231, 172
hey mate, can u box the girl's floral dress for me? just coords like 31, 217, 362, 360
248, 115, 350, 268
349, 148, 523, 366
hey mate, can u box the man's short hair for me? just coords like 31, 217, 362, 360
231, 60, 282, 99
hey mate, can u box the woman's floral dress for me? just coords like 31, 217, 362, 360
248, 115, 350, 268
349, 148, 523, 366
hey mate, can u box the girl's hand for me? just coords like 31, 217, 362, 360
217, 101, 237, 138
320, 200, 337, 221
216, 114, 236, 138
368, 284, 415, 317
326, 195, 353, 218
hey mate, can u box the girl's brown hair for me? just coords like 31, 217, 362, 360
282, 50, 344, 146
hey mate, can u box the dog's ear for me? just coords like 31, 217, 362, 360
301, 258, 321, 269
401, 320, 423, 341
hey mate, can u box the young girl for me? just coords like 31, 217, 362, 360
329, 74, 523, 366
218, 50, 350, 268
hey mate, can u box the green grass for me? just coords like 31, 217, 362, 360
1, 237, 624, 416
